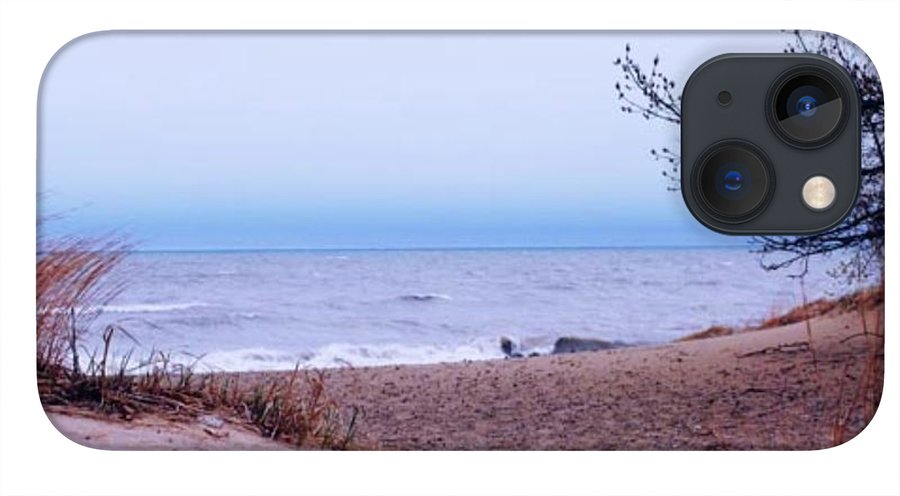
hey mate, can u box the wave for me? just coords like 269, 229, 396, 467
101, 332, 629, 374
684, 280, 721, 287
98, 302, 208, 313
196, 347, 311, 372
399, 293, 452, 302
197, 339, 504, 372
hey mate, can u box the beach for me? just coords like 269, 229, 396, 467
48, 295, 883, 450
46, 409, 289, 450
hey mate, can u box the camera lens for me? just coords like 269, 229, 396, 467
694, 141, 773, 222
796, 95, 818, 117
770, 68, 846, 146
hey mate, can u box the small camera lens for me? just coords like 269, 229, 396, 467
770, 68, 846, 146
694, 141, 773, 222
796, 95, 818, 117
723, 170, 743, 191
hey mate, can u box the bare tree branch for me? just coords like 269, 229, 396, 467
614, 32, 884, 279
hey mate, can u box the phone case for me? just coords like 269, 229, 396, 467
37, 30, 884, 450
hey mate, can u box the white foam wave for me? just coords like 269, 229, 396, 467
98, 302, 208, 313
197, 339, 504, 372
197, 347, 308, 372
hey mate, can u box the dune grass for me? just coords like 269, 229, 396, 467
37, 237, 129, 377
678, 284, 884, 342
829, 290, 884, 445
37, 237, 362, 449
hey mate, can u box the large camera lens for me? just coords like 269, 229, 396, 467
770, 68, 847, 146
694, 141, 773, 222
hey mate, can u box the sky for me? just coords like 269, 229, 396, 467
38, 32, 790, 250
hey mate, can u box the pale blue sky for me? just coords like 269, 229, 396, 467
39, 32, 789, 250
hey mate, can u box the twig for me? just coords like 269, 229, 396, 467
736, 342, 810, 359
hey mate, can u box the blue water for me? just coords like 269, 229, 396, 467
87, 247, 848, 371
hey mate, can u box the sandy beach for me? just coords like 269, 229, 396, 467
320, 303, 883, 450
47, 296, 883, 450
46, 408, 289, 450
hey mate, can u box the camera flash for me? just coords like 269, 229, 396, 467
802, 175, 836, 211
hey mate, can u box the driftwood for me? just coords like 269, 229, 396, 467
736, 342, 810, 359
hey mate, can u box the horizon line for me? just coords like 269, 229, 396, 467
129, 243, 750, 254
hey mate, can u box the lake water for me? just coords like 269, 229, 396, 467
87, 247, 849, 371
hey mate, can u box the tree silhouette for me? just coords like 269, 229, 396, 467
614, 31, 885, 278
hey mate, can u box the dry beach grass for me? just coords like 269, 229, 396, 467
37, 238, 361, 450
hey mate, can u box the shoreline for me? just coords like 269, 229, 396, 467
46, 290, 884, 450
